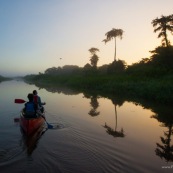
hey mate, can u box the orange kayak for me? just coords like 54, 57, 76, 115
20, 110, 45, 136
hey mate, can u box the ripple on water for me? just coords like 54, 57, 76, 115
0, 145, 24, 165
34, 124, 136, 173
48, 123, 65, 130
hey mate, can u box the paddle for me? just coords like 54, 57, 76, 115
15, 99, 26, 104
42, 116, 53, 129
14, 98, 53, 129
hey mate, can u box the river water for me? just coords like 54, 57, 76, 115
0, 79, 173, 173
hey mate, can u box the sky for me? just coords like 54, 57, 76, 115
0, 0, 173, 77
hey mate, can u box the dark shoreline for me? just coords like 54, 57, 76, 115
24, 73, 173, 105
0, 76, 12, 82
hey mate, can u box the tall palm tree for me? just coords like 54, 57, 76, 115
152, 14, 173, 47
103, 28, 124, 61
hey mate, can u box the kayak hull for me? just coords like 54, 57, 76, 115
20, 110, 45, 136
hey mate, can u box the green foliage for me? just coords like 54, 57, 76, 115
83, 63, 96, 75
23, 14, 173, 104
150, 46, 173, 69
127, 45, 173, 77
107, 60, 126, 74
24, 72, 173, 103
98, 64, 109, 74
24, 44, 173, 103
44, 65, 81, 75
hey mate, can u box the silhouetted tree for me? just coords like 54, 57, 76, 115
152, 14, 173, 47
88, 47, 100, 68
107, 60, 126, 74
150, 46, 173, 69
44, 65, 80, 75
98, 64, 109, 74
103, 28, 124, 61
83, 63, 92, 75
44, 67, 60, 75
88, 47, 99, 55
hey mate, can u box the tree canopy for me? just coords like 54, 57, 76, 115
103, 28, 124, 61
152, 14, 173, 47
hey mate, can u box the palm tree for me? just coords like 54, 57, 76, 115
152, 14, 173, 47
103, 28, 124, 61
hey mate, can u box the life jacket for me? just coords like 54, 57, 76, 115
33, 95, 38, 104
25, 102, 35, 112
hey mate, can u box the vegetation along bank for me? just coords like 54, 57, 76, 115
25, 14, 173, 104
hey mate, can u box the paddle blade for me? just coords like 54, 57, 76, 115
14, 99, 26, 104
47, 123, 53, 129
41, 115, 53, 129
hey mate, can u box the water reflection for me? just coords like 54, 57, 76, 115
103, 97, 125, 138
27, 81, 80, 95
20, 126, 46, 156
83, 93, 100, 117
25, 80, 173, 163
88, 95, 100, 116
151, 106, 173, 162
156, 125, 173, 162
103, 123, 125, 138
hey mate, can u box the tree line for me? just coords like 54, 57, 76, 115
42, 14, 173, 77
0, 75, 11, 82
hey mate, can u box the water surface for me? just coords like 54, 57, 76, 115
0, 80, 173, 173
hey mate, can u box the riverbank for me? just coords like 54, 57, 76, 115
0, 75, 12, 82
24, 73, 173, 104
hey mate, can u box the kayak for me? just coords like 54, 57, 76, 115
20, 122, 46, 155
20, 109, 45, 136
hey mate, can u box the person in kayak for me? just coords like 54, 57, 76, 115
24, 93, 37, 118
33, 90, 46, 113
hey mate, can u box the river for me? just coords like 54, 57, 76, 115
0, 79, 173, 173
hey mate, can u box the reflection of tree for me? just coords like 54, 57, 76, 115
88, 96, 100, 117
103, 97, 125, 138
103, 123, 125, 138
25, 80, 81, 95
155, 124, 173, 162
151, 106, 173, 162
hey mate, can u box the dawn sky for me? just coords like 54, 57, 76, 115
0, 0, 173, 76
